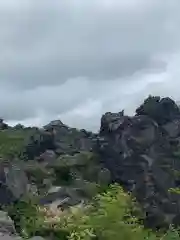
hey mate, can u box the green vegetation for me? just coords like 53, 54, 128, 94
0, 129, 25, 158
1, 101, 180, 239
6, 184, 180, 240
0, 128, 34, 159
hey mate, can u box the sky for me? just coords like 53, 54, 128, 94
1, 0, 180, 131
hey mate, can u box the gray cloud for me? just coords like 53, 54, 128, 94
0, 0, 180, 130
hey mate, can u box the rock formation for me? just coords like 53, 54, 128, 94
1, 95, 180, 236
97, 96, 180, 228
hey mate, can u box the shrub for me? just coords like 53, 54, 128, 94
6, 184, 180, 240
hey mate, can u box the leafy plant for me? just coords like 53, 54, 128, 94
4, 183, 180, 239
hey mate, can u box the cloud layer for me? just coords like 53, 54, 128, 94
1, 0, 180, 131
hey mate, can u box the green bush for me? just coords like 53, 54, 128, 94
6, 184, 180, 240
61, 184, 155, 240
6, 197, 43, 238
0, 129, 33, 159
61, 184, 180, 240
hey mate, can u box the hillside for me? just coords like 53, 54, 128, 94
1, 96, 180, 239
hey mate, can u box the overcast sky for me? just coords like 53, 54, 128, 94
1, 0, 180, 131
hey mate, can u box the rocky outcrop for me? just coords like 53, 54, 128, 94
135, 96, 180, 125
0, 162, 28, 206
23, 120, 96, 161
0, 211, 17, 236
3, 95, 180, 231
33, 151, 109, 212
96, 97, 180, 228
0, 119, 8, 130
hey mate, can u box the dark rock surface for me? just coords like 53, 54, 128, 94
22, 120, 97, 161
96, 97, 180, 228
0, 162, 28, 206
135, 96, 180, 125
0, 211, 17, 236
0, 119, 8, 130
2, 95, 180, 230
14, 96, 180, 228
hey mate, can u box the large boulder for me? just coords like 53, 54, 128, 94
97, 108, 180, 228
162, 119, 180, 138
135, 96, 180, 125
0, 162, 29, 206
0, 211, 17, 236
44, 120, 95, 155
0, 119, 8, 130
23, 130, 55, 160
39, 186, 83, 212
23, 120, 96, 160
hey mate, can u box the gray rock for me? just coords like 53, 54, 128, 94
39, 185, 85, 212
0, 163, 28, 205
162, 120, 180, 138
0, 211, 16, 236
29, 237, 46, 240
24, 120, 96, 160
4, 164, 28, 199
0, 235, 22, 240
97, 109, 180, 228
98, 168, 111, 185
38, 150, 56, 163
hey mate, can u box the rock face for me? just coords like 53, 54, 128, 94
0, 211, 17, 236
23, 120, 96, 160
0, 162, 28, 206
37, 151, 107, 212
0, 119, 8, 130
3, 95, 180, 231
97, 97, 180, 228
135, 96, 180, 125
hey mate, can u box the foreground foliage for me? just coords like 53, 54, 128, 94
6, 184, 180, 240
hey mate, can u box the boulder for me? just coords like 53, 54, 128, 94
23, 130, 55, 160
39, 186, 82, 211
162, 120, 180, 138
0, 119, 8, 130
97, 109, 180, 228
38, 150, 56, 163
0, 162, 28, 206
135, 96, 180, 125
23, 120, 96, 160
0, 211, 17, 236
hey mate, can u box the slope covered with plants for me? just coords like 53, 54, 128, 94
0, 96, 180, 239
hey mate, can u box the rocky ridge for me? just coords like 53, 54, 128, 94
0, 96, 180, 238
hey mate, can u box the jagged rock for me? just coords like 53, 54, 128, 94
38, 150, 56, 163
23, 162, 55, 195
23, 120, 96, 160
4, 95, 180, 230
23, 130, 55, 160
39, 186, 82, 211
39, 176, 100, 213
97, 168, 111, 185
44, 120, 65, 130
162, 120, 180, 138
135, 96, 180, 125
97, 106, 180, 228
0, 162, 28, 205
0, 119, 8, 130
0, 211, 17, 236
